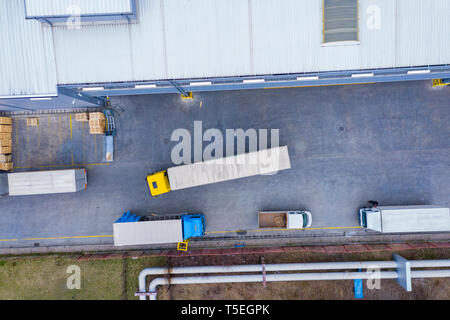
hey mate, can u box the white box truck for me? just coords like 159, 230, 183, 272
0, 169, 87, 196
113, 212, 205, 246
146, 146, 291, 196
359, 205, 450, 233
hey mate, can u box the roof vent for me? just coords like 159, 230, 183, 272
323, 0, 358, 43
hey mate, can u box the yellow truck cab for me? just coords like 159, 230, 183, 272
146, 170, 171, 196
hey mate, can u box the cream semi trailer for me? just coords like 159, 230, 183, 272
146, 146, 291, 197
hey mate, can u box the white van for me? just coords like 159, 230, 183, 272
0, 169, 87, 196
359, 205, 450, 233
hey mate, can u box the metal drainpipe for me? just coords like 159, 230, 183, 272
137, 259, 450, 300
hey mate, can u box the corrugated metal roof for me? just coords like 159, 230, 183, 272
25, 0, 133, 17
1, 0, 449, 96
51, 0, 450, 85
53, 0, 253, 83
396, 0, 450, 67
0, 0, 57, 97
53, 23, 134, 84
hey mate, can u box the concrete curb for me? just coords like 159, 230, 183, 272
1, 233, 449, 258
74, 241, 450, 261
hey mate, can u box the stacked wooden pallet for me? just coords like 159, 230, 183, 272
0, 116, 13, 171
75, 112, 89, 122
26, 117, 38, 126
75, 112, 106, 135
89, 112, 106, 135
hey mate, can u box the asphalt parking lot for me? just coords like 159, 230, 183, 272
0, 80, 449, 248
11, 114, 104, 169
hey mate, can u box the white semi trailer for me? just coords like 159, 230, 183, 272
359, 205, 450, 233
146, 146, 291, 196
0, 169, 87, 196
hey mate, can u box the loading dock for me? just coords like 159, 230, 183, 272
11, 113, 108, 169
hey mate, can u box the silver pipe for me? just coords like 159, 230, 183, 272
137, 261, 395, 300
147, 271, 399, 300
138, 259, 450, 300
409, 260, 450, 268
411, 270, 450, 278
148, 269, 450, 300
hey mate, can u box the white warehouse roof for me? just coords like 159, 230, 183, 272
1, 0, 449, 97
0, 0, 57, 98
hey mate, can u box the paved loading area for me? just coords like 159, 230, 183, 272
12, 114, 106, 168
0, 80, 449, 248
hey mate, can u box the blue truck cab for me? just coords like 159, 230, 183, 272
181, 214, 206, 240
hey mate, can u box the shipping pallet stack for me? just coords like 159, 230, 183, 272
0, 116, 13, 171
75, 112, 106, 135
89, 112, 106, 135
75, 112, 89, 122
